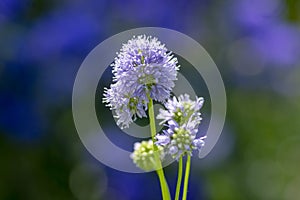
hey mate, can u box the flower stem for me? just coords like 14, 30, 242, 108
148, 96, 158, 147
182, 155, 191, 200
175, 156, 183, 200
156, 169, 170, 200
147, 95, 171, 200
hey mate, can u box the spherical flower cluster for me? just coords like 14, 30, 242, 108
103, 35, 180, 129
156, 94, 206, 159
130, 140, 164, 172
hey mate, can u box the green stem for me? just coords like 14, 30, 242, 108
156, 169, 170, 200
175, 156, 183, 200
182, 155, 191, 200
147, 95, 171, 200
148, 95, 157, 147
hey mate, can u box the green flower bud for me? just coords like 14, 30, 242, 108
130, 140, 164, 171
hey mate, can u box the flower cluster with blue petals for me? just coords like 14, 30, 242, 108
156, 94, 206, 159
103, 35, 179, 129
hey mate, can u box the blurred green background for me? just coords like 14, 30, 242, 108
1, 0, 300, 199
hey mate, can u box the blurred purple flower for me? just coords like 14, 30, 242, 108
113, 0, 209, 31
253, 25, 300, 66
229, 0, 300, 68
21, 8, 102, 63
14, 6, 106, 107
232, 0, 282, 31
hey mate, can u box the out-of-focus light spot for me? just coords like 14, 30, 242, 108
227, 38, 265, 76
69, 162, 107, 200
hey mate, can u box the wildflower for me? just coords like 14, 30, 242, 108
156, 94, 206, 159
103, 82, 147, 129
130, 140, 164, 172
103, 35, 179, 129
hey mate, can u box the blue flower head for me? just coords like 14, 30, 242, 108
103, 35, 180, 129
156, 94, 206, 159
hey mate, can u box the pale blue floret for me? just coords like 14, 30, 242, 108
157, 94, 204, 125
103, 35, 179, 129
155, 94, 206, 159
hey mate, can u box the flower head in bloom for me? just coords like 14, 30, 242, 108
156, 94, 206, 159
103, 35, 180, 129
130, 140, 164, 172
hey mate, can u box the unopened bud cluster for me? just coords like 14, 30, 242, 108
130, 140, 164, 171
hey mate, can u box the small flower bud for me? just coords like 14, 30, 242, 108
130, 140, 164, 171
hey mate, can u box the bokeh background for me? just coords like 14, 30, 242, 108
1, 0, 300, 199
